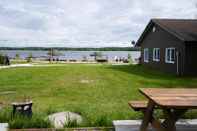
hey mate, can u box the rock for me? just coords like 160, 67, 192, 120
48, 111, 82, 128
0, 123, 8, 131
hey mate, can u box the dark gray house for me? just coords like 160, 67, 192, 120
136, 19, 197, 76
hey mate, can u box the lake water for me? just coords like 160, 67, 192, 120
0, 50, 141, 61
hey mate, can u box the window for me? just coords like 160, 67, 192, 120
144, 48, 149, 62
153, 48, 160, 62
165, 48, 175, 63
152, 26, 156, 32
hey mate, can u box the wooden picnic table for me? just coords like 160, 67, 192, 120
139, 88, 197, 131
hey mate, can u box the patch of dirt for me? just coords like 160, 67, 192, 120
80, 79, 95, 84
0, 91, 16, 95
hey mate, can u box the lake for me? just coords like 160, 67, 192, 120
0, 50, 141, 61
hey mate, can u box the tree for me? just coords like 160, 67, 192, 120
15, 53, 20, 59
0, 54, 10, 65
26, 52, 33, 63
131, 40, 135, 46
0, 54, 4, 64
127, 53, 133, 63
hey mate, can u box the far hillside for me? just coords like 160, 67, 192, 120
0, 47, 140, 51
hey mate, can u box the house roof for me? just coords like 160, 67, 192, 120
136, 19, 197, 46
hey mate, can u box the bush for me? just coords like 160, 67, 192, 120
0, 108, 52, 129
26, 53, 33, 63
9, 114, 52, 129
0, 54, 10, 65
0, 108, 12, 122
93, 115, 111, 127
0, 55, 4, 64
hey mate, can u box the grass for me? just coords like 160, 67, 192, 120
0, 108, 52, 129
0, 64, 197, 128
10, 59, 28, 64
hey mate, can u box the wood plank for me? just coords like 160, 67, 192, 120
139, 88, 197, 97
128, 101, 148, 111
139, 88, 197, 109
151, 99, 197, 109
151, 96, 197, 100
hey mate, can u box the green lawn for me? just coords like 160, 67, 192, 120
0, 64, 197, 127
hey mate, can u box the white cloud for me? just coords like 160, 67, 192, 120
0, 0, 196, 47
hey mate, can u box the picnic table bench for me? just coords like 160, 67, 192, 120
128, 88, 197, 131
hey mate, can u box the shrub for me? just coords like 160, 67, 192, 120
0, 54, 10, 65
0, 54, 4, 64
0, 108, 12, 122
93, 115, 111, 127
15, 53, 20, 59
9, 113, 52, 129
26, 53, 33, 63
0, 108, 52, 129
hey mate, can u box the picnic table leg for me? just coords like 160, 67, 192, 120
162, 109, 187, 131
140, 100, 155, 131
162, 114, 176, 131
141, 110, 165, 131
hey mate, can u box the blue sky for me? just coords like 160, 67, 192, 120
0, 0, 197, 47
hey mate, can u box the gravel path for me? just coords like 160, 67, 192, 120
0, 63, 68, 69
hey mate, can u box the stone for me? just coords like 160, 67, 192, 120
113, 120, 197, 131
0, 123, 8, 131
113, 120, 150, 131
48, 111, 82, 128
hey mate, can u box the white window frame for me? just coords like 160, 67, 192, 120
165, 47, 175, 64
144, 48, 149, 63
152, 26, 156, 32
153, 48, 160, 62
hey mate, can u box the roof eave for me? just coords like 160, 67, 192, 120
184, 40, 197, 43
135, 19, 190, 47
152, 20, 185, 42
135, 20, 154, 47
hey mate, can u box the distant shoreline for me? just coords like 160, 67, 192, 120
0, 47, 140, 51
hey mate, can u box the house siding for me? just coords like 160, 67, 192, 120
140, 24, 185, 75
185, 44, 197, 75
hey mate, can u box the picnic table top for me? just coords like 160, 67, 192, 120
139, 88, 197, 109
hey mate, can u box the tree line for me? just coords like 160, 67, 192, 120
0, 47, 140, 51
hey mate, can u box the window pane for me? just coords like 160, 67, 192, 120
144, 48, 149, 62
171, 49, 175, 61
158, 49, 160, 59
167, 49, 171, 61
153, 48, 160, 61
153, 49, 156, 59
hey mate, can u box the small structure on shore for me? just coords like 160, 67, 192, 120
90, 52, 108, 63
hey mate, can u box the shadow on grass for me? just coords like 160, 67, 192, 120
107, 64, 197, 88
107, 64, 174, 79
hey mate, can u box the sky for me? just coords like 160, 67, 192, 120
0, 0, 197, 47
